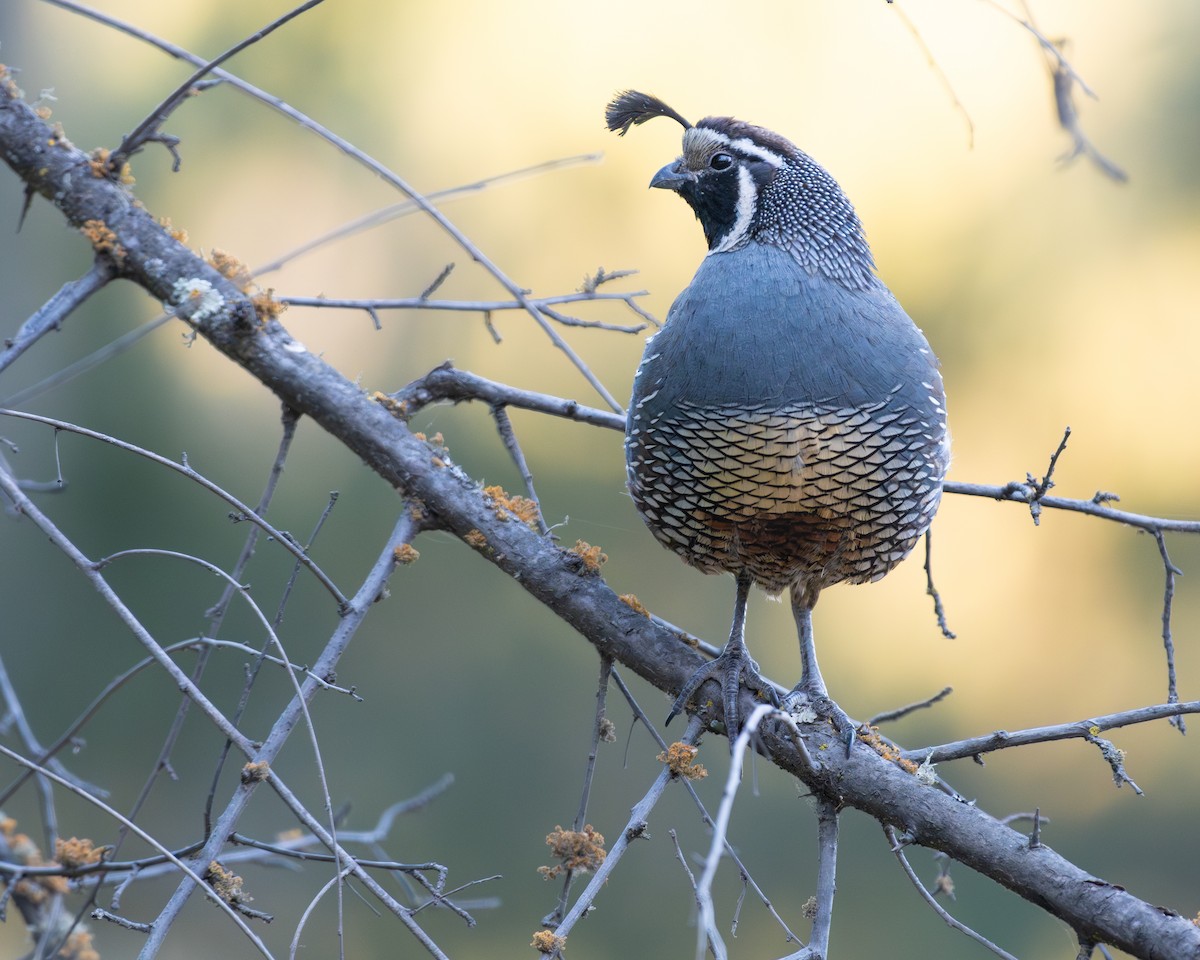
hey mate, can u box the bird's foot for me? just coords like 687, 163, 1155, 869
667, 647, 780, 740
783, 683, 860, 757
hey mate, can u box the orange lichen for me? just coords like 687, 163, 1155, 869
393, 543, 420, 565
59, 930, 100, 960
464, 529, 488, 550
47, 121, 72, 150
79, 219, 124, 264
371, 391, 407, 418
856, 725, 919, 774
207, 248, 253, 292
657, 741, 707, 780
483, 484, 539, 527
206, 861, 250, 904
568, 540, 606, 573
538, 824, 606, 880
240, 760, 270, 783
54, 837, 107, 869
1, 818, 68, 895
159, 216, 189, 244
933, 872, 956, 899
250, 288, 286, 323
87, 147, 134, 184
530, 930, 565, 954
618, 593, 650, 618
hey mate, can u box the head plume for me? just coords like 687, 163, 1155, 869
605, 90, 692, 136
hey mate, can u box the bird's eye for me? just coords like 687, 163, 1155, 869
709, 152, 734, 171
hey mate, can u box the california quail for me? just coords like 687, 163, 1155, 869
606, 91, 950, 739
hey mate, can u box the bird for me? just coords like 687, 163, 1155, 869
606, 91, 950, 741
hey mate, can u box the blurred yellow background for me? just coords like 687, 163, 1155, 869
1, 1, 1197, 957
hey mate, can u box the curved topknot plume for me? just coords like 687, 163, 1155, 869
605, 90, 692, 136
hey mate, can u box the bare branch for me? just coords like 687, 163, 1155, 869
0, 409, 347, 609
1153, 530, 1184, 732
902, 700, 1200, 765
551, 716, 706, 944
885, 824, 1019, 960
0, 258, 115, 375
46, 0, 624, 411
943, 480, 1200, 536
870, 686, 954, 727
923, 530, 956, 639
109, 0, 326, 169
0, 743, 274, 955
395, 363, 623, 430
889, 3, 975, 147
543, 657, 613, 926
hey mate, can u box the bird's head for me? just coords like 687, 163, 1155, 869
606, 90, 876, 287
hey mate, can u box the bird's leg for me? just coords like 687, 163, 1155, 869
667, 571, 779, 738
787, 585, 858, 754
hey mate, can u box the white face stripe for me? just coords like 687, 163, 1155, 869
683, 126, 785, 167
709, 165, 758, 255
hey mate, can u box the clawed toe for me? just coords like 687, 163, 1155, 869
667, 648, 779, 739
784, 684, 860, 756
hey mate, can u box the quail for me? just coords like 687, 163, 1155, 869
606, 91, 950, 739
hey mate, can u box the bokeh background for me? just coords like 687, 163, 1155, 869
1, 1, 1198, 957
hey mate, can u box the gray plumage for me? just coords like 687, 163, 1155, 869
608, 91, 949, 736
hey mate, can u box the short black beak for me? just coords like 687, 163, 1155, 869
649, 161, 693, 192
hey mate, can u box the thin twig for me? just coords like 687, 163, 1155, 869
870, 686, 954, 726
490, 405, 551, 536
779, 798, 839, 960
49, 0, 625, 412
0, 258, 116, 375
141, 506, 447, 959
884, 823, 1019, 959
0, 409, 347, 608
281, 292, 650, 333
401, 370, 1200, 549
197, 409, 300, 854
607, 670, 802, 943
0, 156, 608, 409
252, 154, 603, 279
229, 835, 444, 874
1153, 530, 1184, 733
1025, 426, 1071, 526
889, 3, 974, 146
0, 743, 273, 955
111, 0, 326, 168
943, 480, 1200, 535
902, 700, 1200, 765
544, 656, 613, 925
552, 716, 705, 944
695, 703, 776, 960
0, 636, 357, 814
982, 0, 1127, 181
923, 530, 956, 639
394, 364, 623, 430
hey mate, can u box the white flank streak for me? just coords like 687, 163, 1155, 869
709, 166, 758, 255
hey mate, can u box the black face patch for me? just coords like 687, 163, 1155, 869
661, 126, 788, 250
